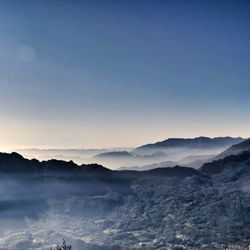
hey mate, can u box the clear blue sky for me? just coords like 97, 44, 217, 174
0, 0, 250, 149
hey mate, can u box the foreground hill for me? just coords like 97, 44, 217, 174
0, 151, 249, 249
0, 152, 111, 174
201, 149, 250, 178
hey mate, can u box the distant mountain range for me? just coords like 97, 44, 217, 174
93, 150, 167, 159
135, 136, 245, 152
14, 137, 247, 170
1, 137, 250, 178
92, 150, 168, 169
91, 137, 245, 169
93, 151, 133, 159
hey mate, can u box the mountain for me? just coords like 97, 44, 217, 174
200, 149, 250, 177
146, 165, 206, 178
135, 136, 244, 152
0, 152, 201, 179
1, 151, 250, 249
119, 154, 215, 171
118, 160, 177, 171
15, 148, 133, 166
214, 138, 250, 160
0, 152, 110, 174
178, 154, 216, 168
93, 151, 133, 159
92, 150, 168, 169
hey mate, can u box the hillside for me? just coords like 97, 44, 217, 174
201, 149, 250, 177
0, 152, 111, 174
0, 152, 250, 249
214, 138, 250, 160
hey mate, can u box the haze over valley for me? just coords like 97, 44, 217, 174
14, 137, 245, 170
1, 137, 250, 249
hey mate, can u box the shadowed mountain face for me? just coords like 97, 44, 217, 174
214, 138, 250, 160
0, 152, 250, 249
201, 150, 250, 177
0, 152, 110, 174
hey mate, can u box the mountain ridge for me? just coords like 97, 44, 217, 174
0, 152, 205, 179
214, 138, 250, 160
0, 152, 110, 174
200, 149, 250, 175
135, 136, 245, 152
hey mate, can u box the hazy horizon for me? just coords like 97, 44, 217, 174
0, 135, 248, 153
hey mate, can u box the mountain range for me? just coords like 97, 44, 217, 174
90, 137, 245, 169
1, 137, 250, 249
214, 138, 250, 160
134, 136, 245, 152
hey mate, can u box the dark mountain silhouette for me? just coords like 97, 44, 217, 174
2, 150, 249, 182
0, 152, 40, 173
0, 152, 206, 180
135, 136, 244, 152
0, 152, 110, 174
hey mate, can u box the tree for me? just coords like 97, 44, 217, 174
50, 239, 72, 250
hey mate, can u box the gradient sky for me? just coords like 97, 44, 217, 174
0, 0, 250, 150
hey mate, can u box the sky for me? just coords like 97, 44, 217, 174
0, 0, 250, 150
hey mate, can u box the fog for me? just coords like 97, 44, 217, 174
89, 147, 227, 169
16, 146, 227, 170
0, 170, 129, 249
